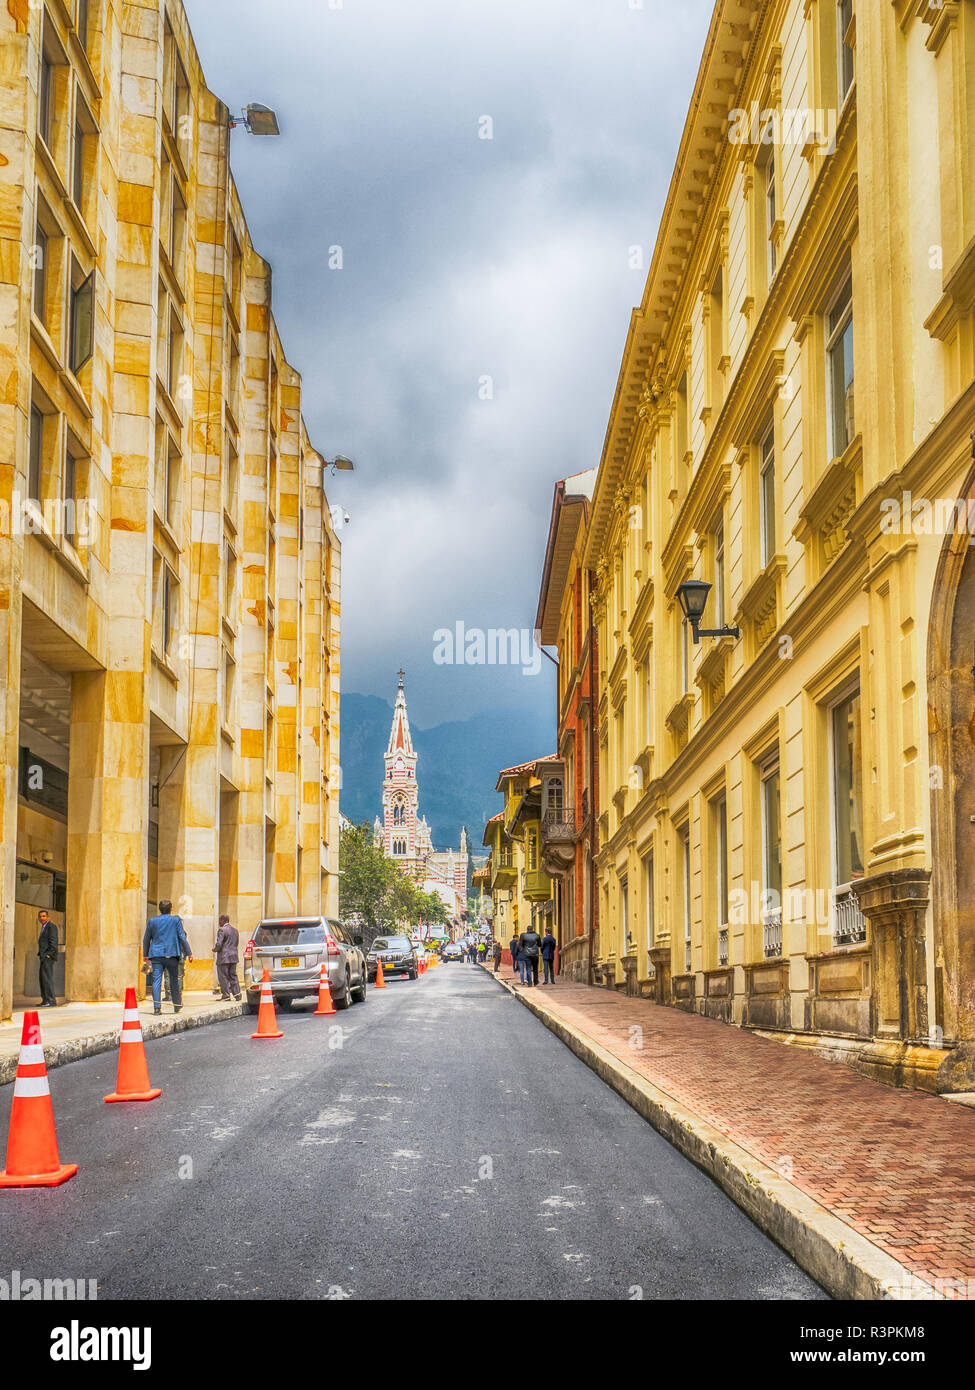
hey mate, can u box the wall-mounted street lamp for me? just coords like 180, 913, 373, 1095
326, 456, 356, 475
229, 104, 281, 136
676, 579, 740, 645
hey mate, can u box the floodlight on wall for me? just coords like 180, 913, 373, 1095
676, 579, 740, 645
326, 456, 356, 475
229, 104, 281, 136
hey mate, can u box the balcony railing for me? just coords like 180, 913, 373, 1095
717, 925, 729, 968
541, 810, 576, 843
831, 884, 866, 947
684, 939, 692, 974
762, 908, 783, 959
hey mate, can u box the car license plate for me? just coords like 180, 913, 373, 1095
280, 956, 300, 968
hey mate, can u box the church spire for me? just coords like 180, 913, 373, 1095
386, 669, 415, 758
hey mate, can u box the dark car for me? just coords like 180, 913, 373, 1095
442, 942, 464, 962
366, 935, 418, 982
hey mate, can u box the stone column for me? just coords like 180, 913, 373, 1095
66, 670, 149, 1000
856, 868, 931, 1044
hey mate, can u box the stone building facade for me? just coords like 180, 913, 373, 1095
535, 470, 600, 982
573, 0, 975, 1090
0, 0, 342, 1016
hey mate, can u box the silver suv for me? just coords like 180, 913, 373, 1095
244, 916, 367, 1013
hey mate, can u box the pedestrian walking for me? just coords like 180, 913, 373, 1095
213, 914, 241, 1001
492, 940, 502, 973
37, 910, 59, 1007
478, 940, 487, 964
143, 900, 193, 1015
509, 934, 520, 978
518, 927, 541, 987
541, 927, 557, 985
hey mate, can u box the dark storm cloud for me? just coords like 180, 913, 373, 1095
183, 0, 713, 727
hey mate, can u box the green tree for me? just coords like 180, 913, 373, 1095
339, 822, 401, 944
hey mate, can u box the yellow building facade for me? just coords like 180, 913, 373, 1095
583, 0, 975, 1090
0, 0, 342, 1017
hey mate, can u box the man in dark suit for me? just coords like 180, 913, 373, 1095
37, 910, 59, 1007
213, 914, 240, 1001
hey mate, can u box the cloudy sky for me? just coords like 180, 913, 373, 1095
184, 0, 714, 730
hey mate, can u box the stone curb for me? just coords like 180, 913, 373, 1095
0, 1002, 244, 1087
483, 967, 942, 1302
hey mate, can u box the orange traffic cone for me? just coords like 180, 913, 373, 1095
313, 963, 336, 1016
251, 969, 283, 1039
0, 1012, 77, 1188
375, 958, 387, 989
104, 988, 162, 1103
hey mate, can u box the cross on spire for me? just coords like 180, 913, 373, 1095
397, 668, 405, 688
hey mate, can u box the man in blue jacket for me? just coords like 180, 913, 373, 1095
142, 900, 193, 1015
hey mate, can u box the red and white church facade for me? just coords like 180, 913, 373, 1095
373, 672, 469, 922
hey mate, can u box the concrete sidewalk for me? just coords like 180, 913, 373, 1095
0, 992, 243, 1086
486, 969, 975, 1302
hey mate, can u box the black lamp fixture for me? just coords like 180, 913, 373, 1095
676, 579, 740, 645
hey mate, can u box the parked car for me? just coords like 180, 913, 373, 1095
442, 941, 464, 962
366, 935, 418, 982
244, 917, 367, 1014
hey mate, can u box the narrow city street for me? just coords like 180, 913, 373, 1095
1, 967, 824, 1301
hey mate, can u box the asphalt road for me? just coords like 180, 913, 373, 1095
0, 963, 826, 1300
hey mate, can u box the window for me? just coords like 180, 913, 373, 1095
643, 854, 654, 948
713, 796, 729, 966
712, 519, 725, 625
72, 117, 85, 210
63, 432, 85, 546
223, 535, 237, 621
837, 0, 854, 102
170, 180, 186, 280
225, 437, 239, 519
761, 765, 782, 957
765, 147, 778, 282
29, 403, 44, 501
164, 436, 179, 527
708, 268, 724, 413
69, 264, 94, 374
168, 307, 183, 397
545, 777, 563, 822
39, 45, 54, 147
675, 371, 689, 476
527, 828, 538, 872
830, 688, 866, 944
620, 876, 630, 953
759, 422, 776, 567
826, 275, 854, 460
680, 615, 689, 696
680, 828, 692, 974
223, 649, 236, 726
156, 560, 178, 657
33, 221, 48, 323
76, 0, 89, 51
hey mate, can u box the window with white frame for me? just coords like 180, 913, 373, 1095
759, 421, 776, 568
760, 762, 782, 958
680, 826, 692, 973
837, 0, 855, 102
643, 853, 654, 949
713, 795, 729, 966
829, 687, 866, 945
712, 517, 725, 626
826, 274, 854, 460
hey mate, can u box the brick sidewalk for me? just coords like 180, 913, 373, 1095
504, 978, 975, 1296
